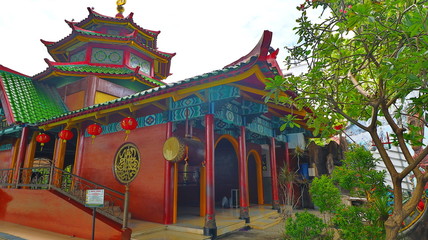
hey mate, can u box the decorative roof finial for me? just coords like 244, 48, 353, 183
116, 0, 126, 18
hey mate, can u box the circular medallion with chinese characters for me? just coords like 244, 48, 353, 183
113, 143, 141, 184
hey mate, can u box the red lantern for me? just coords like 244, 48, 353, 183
86, 124, 102, 143
87, 124, 102, 137
58, 129, 74, 142
36, 133, 50, 150
121, 117, 138, 140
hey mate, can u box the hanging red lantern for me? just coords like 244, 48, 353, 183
86, 124, 102, 143
87, 124, 102, 137
36, 133, 50, 150
121, 117, 138, 140
58, 129, 74, 142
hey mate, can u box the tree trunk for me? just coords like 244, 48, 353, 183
384, 215, 402, 240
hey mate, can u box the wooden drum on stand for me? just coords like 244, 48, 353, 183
162, 137, 205, 166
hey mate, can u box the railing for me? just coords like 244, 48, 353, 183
400, 189, 428, 233
0, 168, 14, 187
0, 166, 125, 225
16, 167, 51, 189
50, 167, 125, 223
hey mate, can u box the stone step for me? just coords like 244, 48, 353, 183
166, 225, 203, 235
131, 230, 209, 240
247, 212, 282, 230
249, 209, 279, 222
217, 221, 247, 236
130, 222, 166, 239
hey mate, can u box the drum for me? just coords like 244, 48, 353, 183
162, 137, 205, 165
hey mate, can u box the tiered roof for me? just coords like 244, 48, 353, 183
33, 60, 164, 91
0, 7, 306, 132
40, 31, 306, 126
40, 7, 175, 83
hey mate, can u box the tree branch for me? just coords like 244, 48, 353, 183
403, 173, 428, 217
347, 71, 371, 99
400, 146, 428, 179
370, 130, 399, 178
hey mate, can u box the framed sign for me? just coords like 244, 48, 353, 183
113, 142, 141, 184
85, 189, 104, 208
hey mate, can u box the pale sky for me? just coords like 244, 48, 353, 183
0, 0, 305, 82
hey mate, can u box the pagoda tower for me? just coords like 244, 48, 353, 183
33, 7, 175, 111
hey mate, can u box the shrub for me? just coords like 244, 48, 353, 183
309, 175, 342, 213
284, 211, 326, 240
332, 205, 385, 240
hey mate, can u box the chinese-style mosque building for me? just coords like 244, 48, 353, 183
0, 3, 314, 240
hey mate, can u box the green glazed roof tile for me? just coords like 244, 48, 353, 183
0, 71, 68, 124
76, 29, 130, 39
53, 65, 164, 86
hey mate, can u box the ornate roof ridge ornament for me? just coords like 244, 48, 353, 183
116, 0, 126, 18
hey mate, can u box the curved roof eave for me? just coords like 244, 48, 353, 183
42, 29, 175, 60
37, 30, 306, 126
32, 61, 163, 87
38, 55, 261, 126
75, 8, 160, 37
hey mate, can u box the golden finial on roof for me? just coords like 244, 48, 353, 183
116, 0, 126, 18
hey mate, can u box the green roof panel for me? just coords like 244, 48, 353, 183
0, 71, 68, 124
54, 65, 164, 86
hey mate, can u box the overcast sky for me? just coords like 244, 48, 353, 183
0, 0, 306, 82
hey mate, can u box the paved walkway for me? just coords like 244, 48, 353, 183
0, 219, 284, 240
219, 221, 284, 240
0, 221, 84, 240
0, 206, 290, 240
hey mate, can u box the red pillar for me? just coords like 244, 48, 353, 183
270, 137, 280, 210
73, 128, 85, 176
163, 122, 173, 224
13, 126, 29, 186
203, 114, 217, 237
238, 126, 250, 222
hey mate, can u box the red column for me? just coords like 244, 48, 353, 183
270, 137, 280, 210
73, 128, 85, 176
238, 126, 250, 222
163, 122, 173, 224
13, 126, 29, 186
203, 114, 217, 237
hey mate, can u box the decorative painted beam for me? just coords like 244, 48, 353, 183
152, 102, 168, 111
242, 100, 267, 116
231, 84, 307, 118
247, 117, 274, 137
40, 66, 266, 129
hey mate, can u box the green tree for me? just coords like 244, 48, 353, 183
332, 145, 388, 201
310, 145, 389, 239
266, 0, 428, 239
